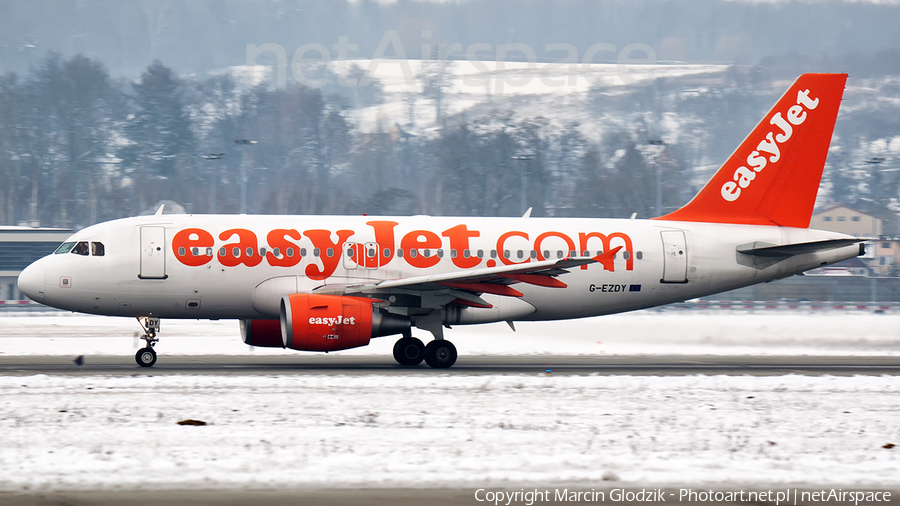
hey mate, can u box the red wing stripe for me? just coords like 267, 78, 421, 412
440, 282, 524, 298
500, 274, 567, 288
451, 298, 494, 309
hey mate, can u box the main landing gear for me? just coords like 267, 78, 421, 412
392, 336, 457, 368
135, 316, 160, 368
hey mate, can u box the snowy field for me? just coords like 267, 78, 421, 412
2, 309, 900, 357
1, 373, 899, 491
1, 310, 900, 491
242, 60, 729, 140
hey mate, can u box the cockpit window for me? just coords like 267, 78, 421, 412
55, 242, 76, 254
91, 242, 105, 256
71, 241, 90, 256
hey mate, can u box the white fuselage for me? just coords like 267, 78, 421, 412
18, 214, 859, 324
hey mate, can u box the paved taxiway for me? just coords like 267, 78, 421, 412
2, 354, 899, 376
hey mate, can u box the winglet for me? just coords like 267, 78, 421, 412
154, 204, 165, 216
522, 207, 533, 218
592, 246, 623, 271
654, 73, 847, 228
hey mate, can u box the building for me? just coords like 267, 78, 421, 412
810, 204, 886, 237
0, 227, 72, 301
872, 239, 900, 276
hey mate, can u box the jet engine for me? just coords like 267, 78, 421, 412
240, 319, 284, 348
280, 293, 410, 352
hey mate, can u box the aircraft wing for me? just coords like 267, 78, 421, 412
313, 253, 614, 307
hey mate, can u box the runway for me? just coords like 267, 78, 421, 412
2, 354, 900, 376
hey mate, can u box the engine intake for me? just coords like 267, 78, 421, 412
280, 293, 409, 352
240, 319, 284, 348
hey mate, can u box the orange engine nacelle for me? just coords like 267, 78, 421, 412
240, 319, 284, 348
280, 294, 410, 352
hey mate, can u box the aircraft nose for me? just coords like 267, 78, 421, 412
17, 261, 46, 303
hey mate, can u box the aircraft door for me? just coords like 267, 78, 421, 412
364, 242, 379, 269
343, 242, 361, 270
341, 242, 380, 271
139, 226, 167, 279
660, 230, 688, 283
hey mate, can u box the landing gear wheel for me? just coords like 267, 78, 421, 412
393, 337, 426, 366
424, 340, 457, 369
135, 347, 157, 367
135, 316, 161, 368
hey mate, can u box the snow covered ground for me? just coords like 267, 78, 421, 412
1, 373, 898, 491
2, 309, 899, 358
1, 310, 899, 491
351, 61, 725, 136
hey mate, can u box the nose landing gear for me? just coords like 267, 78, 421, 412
135, 316, 160, 368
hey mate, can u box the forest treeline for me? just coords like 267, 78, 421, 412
0, 53, 898, 230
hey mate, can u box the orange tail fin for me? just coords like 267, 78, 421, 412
654, 73, 847, 228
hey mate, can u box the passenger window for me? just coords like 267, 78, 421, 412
55, 242, 76, 255
72, 241, 89, 256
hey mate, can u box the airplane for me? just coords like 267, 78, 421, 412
16, 73, 863, 369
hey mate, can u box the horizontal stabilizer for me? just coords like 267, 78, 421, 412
736, 239, 863, 257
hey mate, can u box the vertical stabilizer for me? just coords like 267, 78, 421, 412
654, 73, 847, 228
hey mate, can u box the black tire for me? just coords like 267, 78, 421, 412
424, 340, 457, 369
135, 347, 157, 367
393, 337, 425, 366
